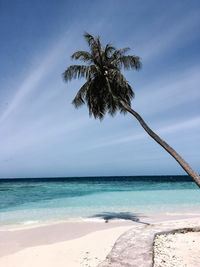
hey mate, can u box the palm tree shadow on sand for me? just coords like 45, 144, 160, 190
90, 212, 150, 225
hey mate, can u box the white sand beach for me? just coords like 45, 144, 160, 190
0, 220, 133, 267
0, 217, 200, 267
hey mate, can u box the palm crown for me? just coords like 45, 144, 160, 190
63, 33, 141, 119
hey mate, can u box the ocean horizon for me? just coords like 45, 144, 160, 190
0, 175, 200, 226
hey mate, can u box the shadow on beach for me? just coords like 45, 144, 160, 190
90, 212, 150, 225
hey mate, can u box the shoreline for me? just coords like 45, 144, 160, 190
1, 209, 200, 231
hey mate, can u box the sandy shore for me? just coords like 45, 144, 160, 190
0, 217, 200, 267
0, 220, 134, 267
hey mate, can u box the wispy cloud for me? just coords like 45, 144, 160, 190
0, 115, 89, 158
87, 116, 200, 150
157, 116, 200, 135
0, 31, 76, 125
136, 11, 200, 61
134, 64, 200, 116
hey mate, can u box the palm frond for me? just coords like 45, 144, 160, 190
71, 51, 92, 63
63, 65, 88, 81
84, 32, 95, 47
109, 69, 134, 96
118, 55, 142, 70
72, 81, 89, 108
84, 33, 101, 66
112, 47, 130, 59
104, 44, 115, 59
86, 64, 101, 79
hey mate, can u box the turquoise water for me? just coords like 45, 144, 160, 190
0, 176, 199, 225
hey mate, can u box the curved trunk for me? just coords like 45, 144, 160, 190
104, 76, 200, 187
120, 99, 200, 187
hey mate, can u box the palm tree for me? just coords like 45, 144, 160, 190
63, 33, 200, 187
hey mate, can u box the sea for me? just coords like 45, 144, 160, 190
0, 176, 200, 226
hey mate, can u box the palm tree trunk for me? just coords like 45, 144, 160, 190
119, 99, 200, 188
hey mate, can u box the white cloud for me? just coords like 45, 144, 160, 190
136, 11, 200, 61
158, 117, 200, 135
87, 116, 200, 150
134, 65, 200, 115
0, 115, 89, 159
0, 31, 76, 125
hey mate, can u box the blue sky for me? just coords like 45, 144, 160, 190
0, 0, 200, 178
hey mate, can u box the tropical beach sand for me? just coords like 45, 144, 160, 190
0, 220, 134, 267
0, 218, 200, 267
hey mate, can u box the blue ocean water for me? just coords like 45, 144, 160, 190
0, 176, 199, 226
